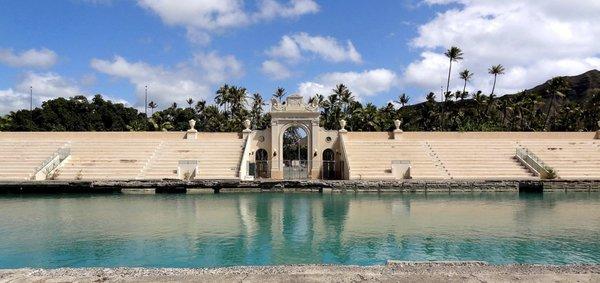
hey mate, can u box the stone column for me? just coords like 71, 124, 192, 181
309, 119, 320, 179
338, 120, 348, 179
242, 119, 252, 139
393, 119, 403, 140
185, 119, 198, 140
270, 120, 283, 179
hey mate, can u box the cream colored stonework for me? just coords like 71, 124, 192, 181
0, 99, 598, 181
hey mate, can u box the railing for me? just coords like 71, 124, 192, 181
322, 160, 345, 180
283, 160, 310, 180
177, 160, 198, 180
516, 147, 555, 179
35, 147, 70, 174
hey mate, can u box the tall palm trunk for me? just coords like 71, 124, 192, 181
491, 74, 497, 95
544, 94, 556, 130
446, 58, 453, 99
462, 79, 467, 95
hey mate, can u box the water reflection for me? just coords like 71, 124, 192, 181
0, 192, 599, 268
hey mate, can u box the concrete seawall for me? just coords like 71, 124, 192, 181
0, 179, 598, 194
1, 263, 599, 282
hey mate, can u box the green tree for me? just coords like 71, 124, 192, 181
488, 64, 505, 95
544, 77, 569, 130
444, 46, 464, 96
395, 93, 410, 107
459, 69, 474, 95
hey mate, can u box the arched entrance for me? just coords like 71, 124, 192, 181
255, 149, 269, 178
282, 126, 309, 179
322, 149, 336, 180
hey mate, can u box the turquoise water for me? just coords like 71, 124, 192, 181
0, 192, 599, 268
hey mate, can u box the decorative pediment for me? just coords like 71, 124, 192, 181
270, 93, 319, 113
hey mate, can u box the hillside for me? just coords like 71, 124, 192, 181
525, 69, 600, 102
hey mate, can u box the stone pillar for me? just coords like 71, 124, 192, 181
393, 119, 403, 140
338, 121, 348, 180
242, 119, 252, 139
270, 120, 283, 180
185, 119, 198, 140
309, 119, 320, 179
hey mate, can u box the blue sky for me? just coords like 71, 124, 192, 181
1, 0, 599, 113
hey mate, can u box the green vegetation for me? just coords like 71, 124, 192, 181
1, 69, 599, 132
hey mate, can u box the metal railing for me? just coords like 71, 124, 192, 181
516, 147, 554, 178
34, 146, 71, 176
248, 160, 270, 179
322, 160, 345, 180
283, 160, 310, 180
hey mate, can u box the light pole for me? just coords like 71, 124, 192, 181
29, 86, 33, 111
144, 85, 148, 117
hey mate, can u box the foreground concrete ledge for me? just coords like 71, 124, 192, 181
0, 179, 598, 194
1, 264, 599, 283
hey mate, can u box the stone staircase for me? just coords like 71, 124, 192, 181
0, 141, 67, 180
55, 141, 162, 180
344, 140, 446, 180
427, 140, 536, 180
141, 139, 245, 180
518, 140, 600, 179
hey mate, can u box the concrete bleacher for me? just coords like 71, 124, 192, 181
0, 141, 67, 180
427, 140, 536, 180
56, 141, 162, 180
519, 140, 600, 179
344, 139, 447, 180
141, 138, 245, 180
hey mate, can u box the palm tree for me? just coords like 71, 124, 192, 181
499, 98, 513, 128
274, 87, 286, 102
444, 46, 464, 96
395, 93, 410, 108
488, 64, 505, 95
215, 84, 230, 112
544, 77, 569, 130
148, 101, 157, 116
334, 84, 354, 125
251, 93, 265, 129
426, 92, 436, 103
186, 98, 194, 108
459, 69, 473, 95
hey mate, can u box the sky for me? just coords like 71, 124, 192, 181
1, 0, 600, 114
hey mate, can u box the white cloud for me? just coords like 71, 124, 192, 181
90, 52, 244, 108
0, 72, 82, 114
268, 32, 362, 64
0, 48, 58, 69
254, 0, 320, 19
298, 69, 397, 99
137, 0, 318, 43
261, 60, 292, 80
0, 89, 30, 114
403, 0, 600, 95
263, 32, 363, 81
267, 35, 302, 62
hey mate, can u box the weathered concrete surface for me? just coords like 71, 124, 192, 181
1, 263, 599, 282
0, 179, 598, 194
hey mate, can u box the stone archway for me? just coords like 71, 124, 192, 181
268, 94, 321, 179
282, 125, 309, 179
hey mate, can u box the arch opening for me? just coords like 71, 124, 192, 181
255, 149, 269, 178
282, 126, 309, 179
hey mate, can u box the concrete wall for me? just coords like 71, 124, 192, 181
347, 131, 596, 141
0, 132, 241, 141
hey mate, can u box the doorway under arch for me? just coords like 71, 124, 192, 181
255, 149, 269, 178
322, 149, 336, 180
282, 126, 309, 179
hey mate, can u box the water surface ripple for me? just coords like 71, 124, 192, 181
0, 192, 599, 268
